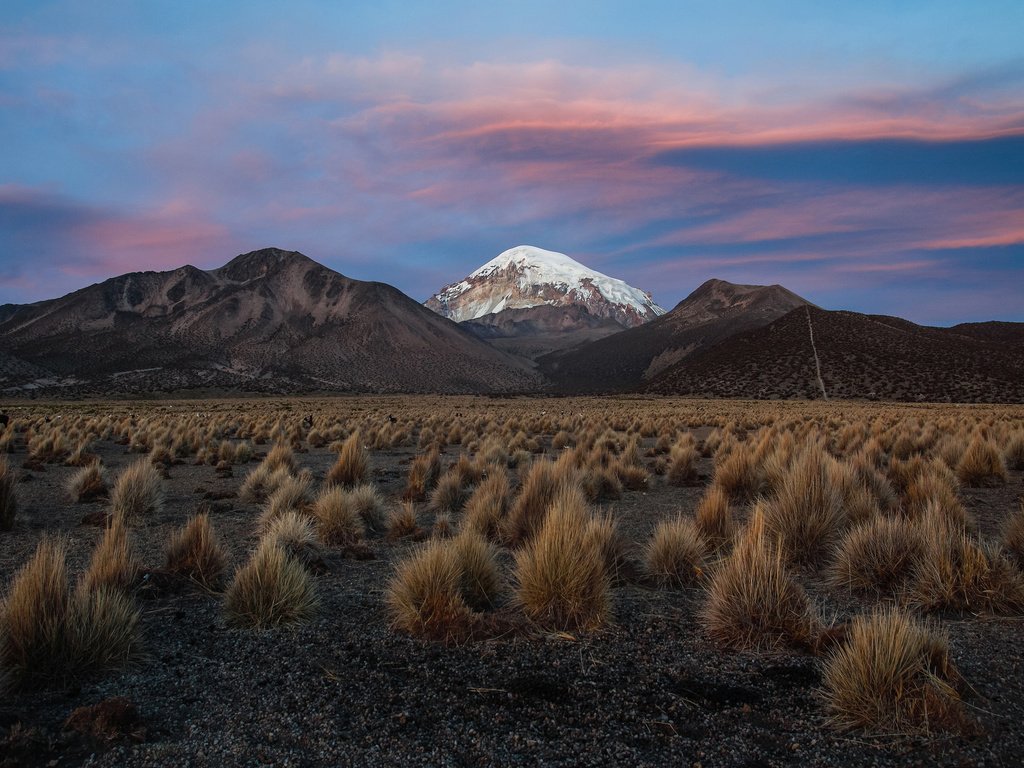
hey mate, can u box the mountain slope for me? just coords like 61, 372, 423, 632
425, 245, 664, 328
460, 303, 626, 360
645, 305, 1024, 402
0, 248, 542, 395
539, 278, 810, 392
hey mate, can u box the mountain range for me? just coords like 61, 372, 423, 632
1, 246, 1022, 402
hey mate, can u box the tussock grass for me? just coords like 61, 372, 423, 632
263, 511, 322, 571
909, 511, 1024, 614
81, 517, 138, 594
239, 464, 292, 505
1, 538, 140, 690
165, 513, 228, 588
311, 487, 365, 547
501, 459, 578, 546
348, 484, 386, 534
955, 435, 1008, 487
403, 447, 442, 502
386, 539, 474, 642
223, 540, 318, 629
644, 517, 708, 588
830, 517, 923, 596
712, 443, 761, 501
452, 532, 503, 610
585, 512, 630, 583
326, 431, 369, 487
258, 474, 312, 532
763, 448, 847, 566
694, 485, 735, 552
666, 441, 700, 486
703, 506, 818, 650
387, 501, 421, 540
67, 461, 107, 503
430, 469, 469, 513
1004, 500, 1024, 570
263, 443, 297, 474
110, 459, 163, 525
463, 469, 510, 539
822, 607, 967, 733
0, 457, 17, 531
513, 485, 609, 632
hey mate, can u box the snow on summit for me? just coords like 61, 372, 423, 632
425, 245, 665, 328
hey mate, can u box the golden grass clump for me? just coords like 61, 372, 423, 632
165, 513, 229, 588
430, 469, 469, 513
326, 431, 369, 487
67, 461, 108, 503
347, 483, 386, 534
81, 517, 138, 594
644, 517, 708, 588
386, 539, 474, 642
763, 448, 847, 566
909, 511, 1024, 615
955, 435, 1008, 487
239, 464, 292, 505
388, 501, 421, 540
702, 506, 818, 650
0, 456, 17, 531
258, 474, 313, 532
830, 516, 923, 596
666, 442, 700, 486
452, 532, 504, 610
1004, 500, 1024, 570
311, 486, 366, 547
585, 512, 630, 583
694, 485, 735, 552
501, 458, 578, 546
223, 539, 319, 629
580, 465, 622, 502
109, 459, 163, 525
712, 442, 761, 501
513, 485, 609, 632
403, 447, 442, 502
462, 469, 510, 539
822, 607, 966, 733
263, 511, 322, 571
1, 538, 140, 690
1004, 431, 1024, 471
263, 443, 297, 474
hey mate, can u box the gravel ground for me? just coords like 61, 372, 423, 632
0, 398, 1022, 767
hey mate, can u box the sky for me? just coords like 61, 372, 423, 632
1, 1, 1022, 324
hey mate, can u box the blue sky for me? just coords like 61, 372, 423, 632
1, 1, 1022, 323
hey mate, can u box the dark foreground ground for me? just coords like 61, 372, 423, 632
0, 397, 1022, 767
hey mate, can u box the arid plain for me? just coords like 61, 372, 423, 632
0, 395, 1022, 767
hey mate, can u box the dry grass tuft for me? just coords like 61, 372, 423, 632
955, 435, 1008, 487
386, 539, 475, 642
0, 457, 17, 531
109, 459, 163, 525
501, 459, 578, 546
388, 501, 421, 540
1004, 500, 1024, 571
258, 474, 312, 532
239, 464, 292, 505
430, 469, 469, 513
712, 443, 761, 501
263, 443, 297, 474
326, 431, 369, 488
263, 511, 322, 571
702, 506, 819, 650
585, 512, 630, 584
822, 607, 967, 733
81, 518, 138, 594
513, 485, 609, 632
666, 442, 700, 486
463, 469, 510, 539
67, 462, 108, 504
348, 484, 386, 534
909, 511, 1024, 614
830, 517, 923, 596
644, 517, 708, 588
223, 540, 318, 629
164, 514, 228, 588
452, 532, 503, 610
1, 538, 139, 690
694, 485, 735, 552
311, 486, 366, 547
403, 447, 442, 502
763, 448, 846, 566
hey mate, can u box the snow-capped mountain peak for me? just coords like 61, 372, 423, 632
425, 245, 665, 328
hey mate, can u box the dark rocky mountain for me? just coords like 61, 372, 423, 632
539, 278, 810, 392
645, 305, 1024, 402
0, 248, 542, 396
